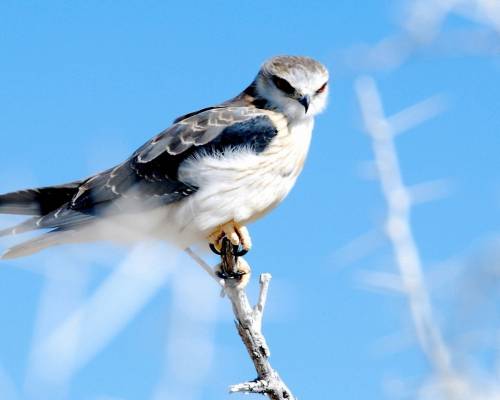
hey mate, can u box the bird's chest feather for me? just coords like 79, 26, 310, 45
175, 117, 314, 232
264, 117, 314, 180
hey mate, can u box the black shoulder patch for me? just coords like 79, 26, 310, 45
199, 115, 278, 155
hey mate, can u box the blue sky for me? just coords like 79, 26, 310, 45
1, 1, 500, 399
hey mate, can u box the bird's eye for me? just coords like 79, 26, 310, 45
271, 75, 295, 95
316, 82, 328, 94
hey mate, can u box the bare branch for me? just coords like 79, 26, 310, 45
186, 242, 296, 399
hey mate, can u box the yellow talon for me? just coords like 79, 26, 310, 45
208, 220, 252, 253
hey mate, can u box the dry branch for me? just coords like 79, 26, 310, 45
186, 241, 296, 400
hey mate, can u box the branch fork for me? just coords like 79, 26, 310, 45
186, 239, 296, 400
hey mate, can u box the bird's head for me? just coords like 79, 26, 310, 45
255, 55, 329, 120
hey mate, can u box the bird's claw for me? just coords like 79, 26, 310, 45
214, 256, 251, 289
208, 221, 252, 256
214, 266, 247, 280
209, 222, 252, 288
209, 243, 248, 257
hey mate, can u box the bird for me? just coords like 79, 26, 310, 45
0, 55, 329, 261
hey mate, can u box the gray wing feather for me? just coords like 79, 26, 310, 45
136, 107, 267, 162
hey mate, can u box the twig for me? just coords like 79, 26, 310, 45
185, 247, 219, 282
254, 273, 271, 330
186, 241, 296, 400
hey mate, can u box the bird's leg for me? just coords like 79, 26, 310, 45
208, 222, 252, 288
213, 237, 251, 289
208, 220, 252, 256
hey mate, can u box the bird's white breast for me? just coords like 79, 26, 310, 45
165, 114, 314, 243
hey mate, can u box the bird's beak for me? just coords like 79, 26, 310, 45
298, 95, 311, 113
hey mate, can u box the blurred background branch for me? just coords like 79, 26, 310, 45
355, 76, 466, 399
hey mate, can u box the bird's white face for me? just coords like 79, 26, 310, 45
255, 56, 329, 121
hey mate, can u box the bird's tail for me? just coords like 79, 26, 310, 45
1, 230, 77, 259
0, 181, 82, 216
0, 181, 84, 258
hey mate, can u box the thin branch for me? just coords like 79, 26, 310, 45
254, 273, 271, 328
185, 247, 219, 282
186, 242, 296, 400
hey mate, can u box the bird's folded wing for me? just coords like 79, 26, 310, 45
70, 106, 278, 213
135, 107, 271, 162
0, 106, 280, 236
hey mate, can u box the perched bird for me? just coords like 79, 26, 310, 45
0, 55, 329, 260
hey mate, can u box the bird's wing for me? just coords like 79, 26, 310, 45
7, 106, 280, 234
134, 106, 277, 162
75, 106, 278, 209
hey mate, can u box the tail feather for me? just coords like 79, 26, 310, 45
1, 230, 77, 259
0, 208, 94, 239
0, 181, 82, 216
0, 216, 41, 237
0, 181, 92, 258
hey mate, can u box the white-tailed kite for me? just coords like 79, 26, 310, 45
0, 55, 329, 260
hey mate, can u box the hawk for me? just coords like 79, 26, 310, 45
0, 55, 329, 259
